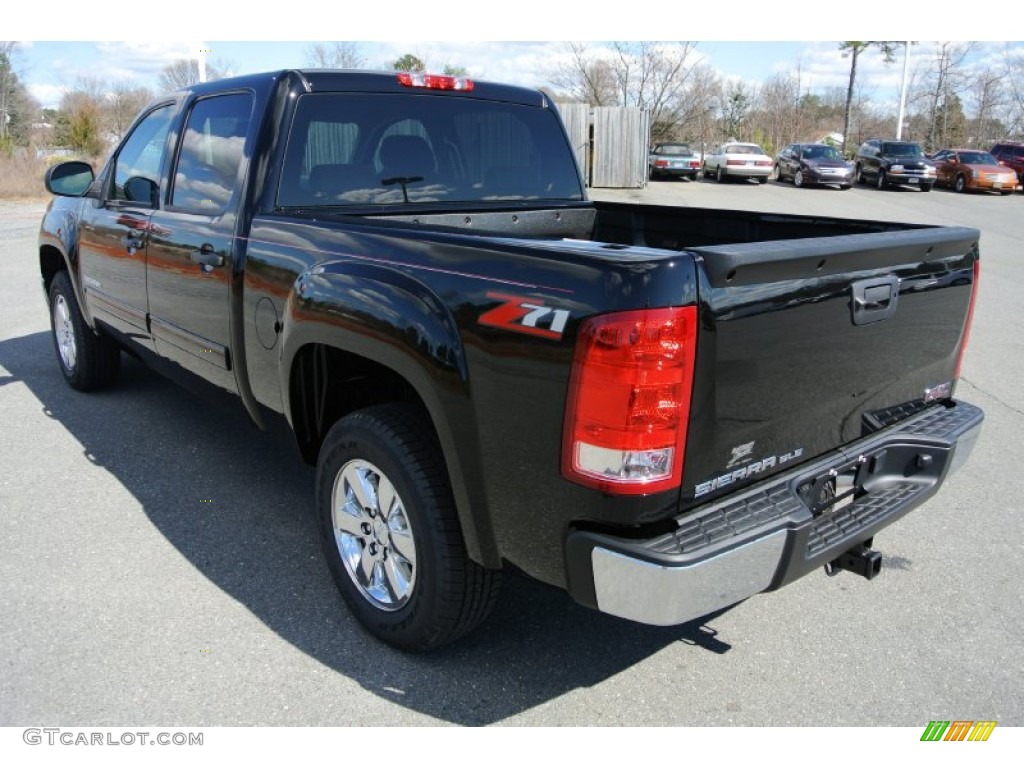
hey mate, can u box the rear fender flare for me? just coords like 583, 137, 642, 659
279, 261, 499, 567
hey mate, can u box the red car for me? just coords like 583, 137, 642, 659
931, 148, 1018, 195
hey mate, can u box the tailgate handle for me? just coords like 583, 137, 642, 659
851, 276, 899, 325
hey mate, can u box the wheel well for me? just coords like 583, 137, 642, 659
289, 343, 429, 464
40, 245, 65, 294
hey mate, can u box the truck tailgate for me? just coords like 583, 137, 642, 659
682, 226, 979, 502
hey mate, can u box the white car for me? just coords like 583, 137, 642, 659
703, 142, 773, 183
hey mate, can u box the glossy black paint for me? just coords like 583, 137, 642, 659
39, 69, 981, 591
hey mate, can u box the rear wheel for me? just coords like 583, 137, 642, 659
48, 271, 120, 391
716, 166, 727, 183
316, 404, 500, 651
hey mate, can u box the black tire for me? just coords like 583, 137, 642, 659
840, 184, 852, 191
855, 164, 865, 184
920, 183, 933, 192
772, 164, 782, 182
794, 170, 804, 188
316, 404, 500, 651
716, 166, 727, 183
876, 170, 888, 190
48, 271, 120, 391
954, 175, 967, 193
757, 176, 768, 184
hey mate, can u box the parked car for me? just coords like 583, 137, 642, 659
774, 143, 854, 189
931, 148, 1017, 195
703, 142, 773, 183
648, 142, 701, 180
855, 138, 937, 191
988, 141, 1024, 192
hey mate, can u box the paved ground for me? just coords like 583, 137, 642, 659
1, 181, 1021, 728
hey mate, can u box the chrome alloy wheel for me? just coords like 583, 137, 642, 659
331, 459, 417, 611
53, 294, 78, 371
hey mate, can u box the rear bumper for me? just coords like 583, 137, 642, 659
565, 400, 983, 626
723, 166, 772, 178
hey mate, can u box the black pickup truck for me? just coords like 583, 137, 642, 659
39, 70, 983, 651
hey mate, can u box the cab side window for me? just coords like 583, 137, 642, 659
111, 104, 174, 206
171, 93, 253, 214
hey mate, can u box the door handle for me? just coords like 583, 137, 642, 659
189, 243, 224, 269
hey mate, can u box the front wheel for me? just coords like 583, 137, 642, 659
876, 170, 888, 190
316, 404, 500, 651
48, 271, 120, 391
794, 170, 805, 188
954, 175, 967, 193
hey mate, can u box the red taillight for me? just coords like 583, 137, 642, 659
655, 159, 670, 167
954, 259, 980, 381
396, 72, 474, 91
755, 160, 772, 167
726, 159, 746, 166
562, 306, 698, 495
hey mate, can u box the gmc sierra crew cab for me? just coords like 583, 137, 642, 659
39, 70, 983, 651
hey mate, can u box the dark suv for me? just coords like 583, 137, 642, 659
989, 142, 1024, 192
855, 139, 937, 191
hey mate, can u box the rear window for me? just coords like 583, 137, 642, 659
882, 142, 923, 157
277, 93, 584, 207
726, 144, 765, 155
658, 144, 693, 156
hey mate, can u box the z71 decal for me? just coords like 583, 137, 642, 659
479, 292, 570, 340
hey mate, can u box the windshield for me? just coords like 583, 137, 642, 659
658, 144, 693, 156
277, 93, 584, 207
958, 151, 998, 165
881, 142, 923, 157
802, 145, 842, 161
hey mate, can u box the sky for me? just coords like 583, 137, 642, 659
7, 1, 1021, 113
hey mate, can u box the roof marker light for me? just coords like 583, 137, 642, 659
397, 72, 475, 92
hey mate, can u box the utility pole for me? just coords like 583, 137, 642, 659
896, 42, 911, 139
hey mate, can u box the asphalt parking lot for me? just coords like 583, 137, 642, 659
1, 178, 1021, 728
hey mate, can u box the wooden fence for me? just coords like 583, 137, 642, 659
555, 102, 650, 188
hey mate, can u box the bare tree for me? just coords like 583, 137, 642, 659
546, 41, 706, 141
305, 42, 365, 69
966, 69, 1005, 145
839, 42, 900, 154
157, 59, 224, 92
916, 42, 975, 150
607, 42, 700, 141
545, 42, 618, 106
108, 83, 153, 140
1001, 46, 1024, 137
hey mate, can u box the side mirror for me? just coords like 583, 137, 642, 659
44, 161, 95, 197
124, 176, 159, 207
